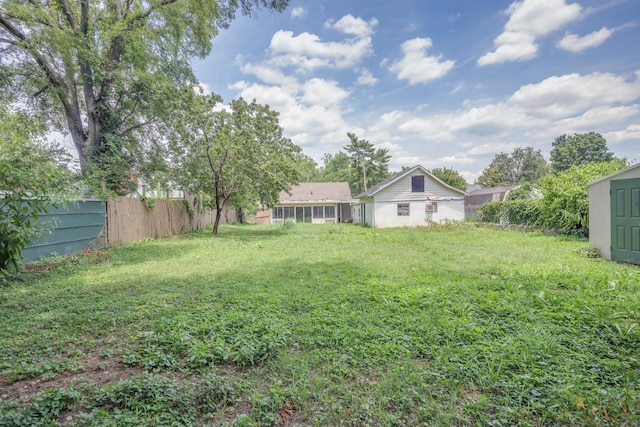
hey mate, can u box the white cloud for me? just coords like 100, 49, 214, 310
291, 7, 307, 19
240, 62, 299, 93
268, 27, 374, 71
356, 68, 378, 86
478, 0, 582, 65
389, 37, 455, 84
556, 27, 615, 52
604, 124, 640, 144
325, 15, 378, 37
509, 71, 640, 118
301, 78, 350, 106
450, 83, 464, 94
555, 105, 640, 132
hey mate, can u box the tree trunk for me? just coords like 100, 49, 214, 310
213, 191, 225, 236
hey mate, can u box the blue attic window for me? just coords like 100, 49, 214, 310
411, 175, 425, 192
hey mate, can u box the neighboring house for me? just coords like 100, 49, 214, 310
267, 182, 353, 224
587, 162, 640, 265
464, 184, 521, 219
354, 165, 466, 228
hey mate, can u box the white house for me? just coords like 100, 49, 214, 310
587, 162, 640, 265
354, 165, 466, 228
267, 182, 353, 224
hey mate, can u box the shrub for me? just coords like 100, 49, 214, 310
477, 199, 542, 227
0, 107, 74, 272
539, 160, 627, 236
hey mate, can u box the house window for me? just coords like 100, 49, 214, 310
397, 203, 410, 216
324, 206, 335, 219
283, 207, 295, 219
412, 175, 425, 192
313, 206, 324, 218
272, 207, 283, 219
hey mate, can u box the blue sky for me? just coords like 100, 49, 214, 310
192, 0, 640, 181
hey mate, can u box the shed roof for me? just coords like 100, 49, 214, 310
356, 164, 467, 198
587, 162, 640, 186
466, 184, 520, 196
278, 182, 353, 204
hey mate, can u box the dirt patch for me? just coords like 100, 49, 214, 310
454, 388, 482, 414
0, 353, 142, 402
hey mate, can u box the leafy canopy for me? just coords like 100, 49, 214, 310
431, 167, 467, 191
0, 0, 290, 186
550, 132, 615, 174
344, 133, 391, 195
170, 95, 301, 236
476, 146, 548, 187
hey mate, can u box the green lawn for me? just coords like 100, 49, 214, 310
1, 223, 638, 426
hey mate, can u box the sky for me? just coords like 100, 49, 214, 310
192, 0, 640, 182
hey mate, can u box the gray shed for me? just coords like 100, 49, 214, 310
587, 163, 640, 265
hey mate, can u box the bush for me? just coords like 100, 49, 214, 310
477, 199, 542, 227
539, 160, 627, 236
0, 107, 73, 272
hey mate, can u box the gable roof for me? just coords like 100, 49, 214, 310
356, 165, 467, 198
278, 182, 353, 204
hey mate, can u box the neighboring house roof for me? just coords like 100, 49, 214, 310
465, 184, 521, 208
587, 162, 640, 186
278, 182, 353, 204
356, 164, 467, 199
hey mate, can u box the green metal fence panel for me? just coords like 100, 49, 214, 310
22, 199, 106, 262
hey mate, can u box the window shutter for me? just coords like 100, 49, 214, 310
412, 175, 425, 192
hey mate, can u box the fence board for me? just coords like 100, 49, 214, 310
106, 196, 229, 246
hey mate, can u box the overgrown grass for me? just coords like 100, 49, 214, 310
1, 223, 638, 426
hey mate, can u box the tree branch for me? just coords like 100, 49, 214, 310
56, 0, 79, 30
119, 119, 156, 136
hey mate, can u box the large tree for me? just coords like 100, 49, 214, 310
0, 0, 289, 188
344, 133, 391, 195
550, 132, 615, 173
430, 167, 467, 191
476, 146, 548, 187
171, 95, 301, 236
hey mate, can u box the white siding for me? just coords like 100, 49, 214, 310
589, 182, 611, 259
366, 170, 464, 228
375, 171, 463, 202
373, 200, 464, 228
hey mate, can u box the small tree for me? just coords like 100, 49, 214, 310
171, 95, 301, 236
0, 107, 72, 272
344, 133, 391, 195
550, 132, 615, 173
431, 167, 467, 191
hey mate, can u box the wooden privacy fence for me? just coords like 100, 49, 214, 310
106, 195, 231, 246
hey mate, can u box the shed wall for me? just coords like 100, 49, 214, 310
589, 164, 640, 260
589, 181, 611, 259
